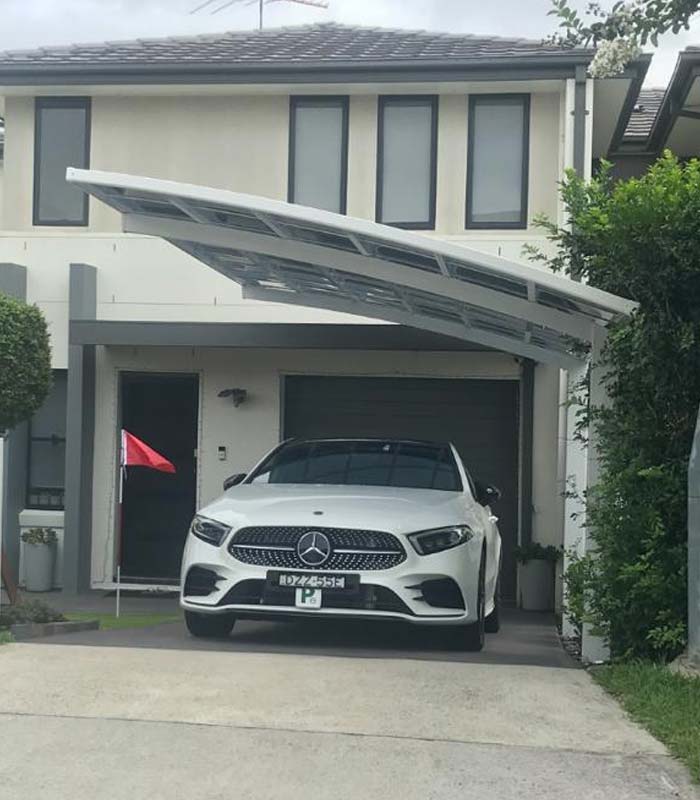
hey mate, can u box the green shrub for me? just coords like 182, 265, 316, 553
531, 153, 700, 660
21, 527, 58, 546
562, 546, 596, 636
0, 600, 66, 629
514, 542, 562, 564
0, 293, 51, 433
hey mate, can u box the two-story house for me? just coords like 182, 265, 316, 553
0, 23, 651, 608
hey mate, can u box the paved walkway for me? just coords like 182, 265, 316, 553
0, 610, 697, 799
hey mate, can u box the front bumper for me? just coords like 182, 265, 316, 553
180, 531, 483, 626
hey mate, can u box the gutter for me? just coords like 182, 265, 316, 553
0, 52, 596, 87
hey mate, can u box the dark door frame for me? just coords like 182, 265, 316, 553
114, 369, 201, 584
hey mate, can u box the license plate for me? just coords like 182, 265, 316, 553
295, 588, 322, 608
277, 573, 347, 589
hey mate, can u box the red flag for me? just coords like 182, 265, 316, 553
120, 429, 176, 474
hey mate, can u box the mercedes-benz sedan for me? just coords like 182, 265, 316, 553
180, 438, 502, 651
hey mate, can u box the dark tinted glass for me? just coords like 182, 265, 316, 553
34, 100, 90, 225
250, 440, 461, 491
27, 371, 67, 509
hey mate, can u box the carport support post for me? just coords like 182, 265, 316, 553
562, 362, 588, 639
581, 324, 610, 663
63, 264, 97, 594
688, 405, 700, 666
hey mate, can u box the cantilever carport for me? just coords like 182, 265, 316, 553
66, 168, 635, 658
67, 169, 634, 369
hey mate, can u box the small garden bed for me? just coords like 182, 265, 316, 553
0, 599, 99, 641
0, 599, 66, 629
592, 662, 700, 782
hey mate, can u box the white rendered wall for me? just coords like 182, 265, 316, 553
3, 89, 563, 240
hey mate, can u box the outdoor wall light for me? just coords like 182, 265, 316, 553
218, 388, 248, 407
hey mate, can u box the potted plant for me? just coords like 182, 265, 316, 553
515, 542, 561, 612
21, 527, 57, 592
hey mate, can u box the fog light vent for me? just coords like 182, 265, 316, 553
415, 578, 465, 610
184, 566, 223, 597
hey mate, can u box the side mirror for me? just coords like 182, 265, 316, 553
485, 484, 502, 504
223, 473, 246, 491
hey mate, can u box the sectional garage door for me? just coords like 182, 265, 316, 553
283, 376, 520, 602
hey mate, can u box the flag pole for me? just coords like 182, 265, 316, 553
116, 429, 125, 618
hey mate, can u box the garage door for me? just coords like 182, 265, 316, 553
284, 376, 520, 602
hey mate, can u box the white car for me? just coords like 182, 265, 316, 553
180, 438, 502, 651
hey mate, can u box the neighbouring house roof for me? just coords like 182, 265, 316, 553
645, 47, 700, 155
0, 22, 595, 85
624, 87, 665, 140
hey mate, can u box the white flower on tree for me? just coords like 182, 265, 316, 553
589, 38, 643, 78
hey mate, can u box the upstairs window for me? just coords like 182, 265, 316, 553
467, 95, 530, 229
34, 97, 91, 226
26, 371, 67, 510
288, 96, 348, 214
376, 96, 438, 230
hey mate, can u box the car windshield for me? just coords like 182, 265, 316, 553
248, 440, 462, 491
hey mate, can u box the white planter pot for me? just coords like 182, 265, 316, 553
23, 543, 55, 592
519, 559, 555, 611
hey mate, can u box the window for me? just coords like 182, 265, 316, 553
34, 97, 91, 226
466, 94, 530, 229
249, 439, 461, 491
288, 97, 348, 214
26, 372, 67, 510
376, 96, 438, 229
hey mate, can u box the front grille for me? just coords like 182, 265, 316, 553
229, 526, 406, 571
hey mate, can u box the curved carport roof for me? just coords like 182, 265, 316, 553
67, 168, 636, 368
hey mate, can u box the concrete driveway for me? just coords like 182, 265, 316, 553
0, 610, 696, 799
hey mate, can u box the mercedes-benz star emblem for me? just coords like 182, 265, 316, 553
296, 531, 331, 567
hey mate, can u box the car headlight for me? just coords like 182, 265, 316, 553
190, 515, 231, 546
408, 525, 474, 556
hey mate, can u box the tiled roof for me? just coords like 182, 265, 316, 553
0, 22, 592, 69
624, 87, 665, 139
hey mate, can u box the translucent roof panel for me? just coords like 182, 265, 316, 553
67, 168, 637, 368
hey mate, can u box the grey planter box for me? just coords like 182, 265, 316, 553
23, 542, 55, 592
519, 559, 555, 611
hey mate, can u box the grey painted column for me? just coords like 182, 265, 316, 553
0, 264, 29, 580
688, 406, 700, 666
63, 264, 97, 593
519, 359, 535, 548
573, 65, 587, 177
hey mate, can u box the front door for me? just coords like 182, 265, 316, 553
119, 373, 199, 583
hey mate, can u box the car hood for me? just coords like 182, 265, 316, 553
199, 483, 470, 536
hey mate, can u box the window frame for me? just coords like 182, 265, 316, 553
466, 93, 530, 231
288, 95, 349, 215
33, 96, 92, 227
375, 95, 439, 231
